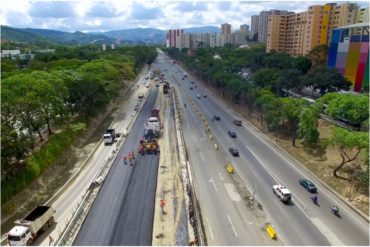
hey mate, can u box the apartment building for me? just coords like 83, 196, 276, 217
258, 10, 291, 43
166, 29, 184, 49
266, 2, 365, 56
251, 15, 259, 40
354, 7, 369, 35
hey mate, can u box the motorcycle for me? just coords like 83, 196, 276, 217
331, 205, 340, 216
311, 196, 319, 205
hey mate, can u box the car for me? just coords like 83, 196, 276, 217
156, 84, 159, 87
228, 130, 237, 138
229, 148, 239, 156
203, 93, 207, 97
189, 86, 193, 90
146, 84, 150, 88
145, 76, 149, 80
273, 185, 292, 203
299, 178, 317, 193
196, 94, 201, 99
233, 119, 242, 126
191, 81, 195, 84
213, 115, 220, 121
182, 77, 185, 80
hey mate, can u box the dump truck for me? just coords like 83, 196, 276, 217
145, 109, 161, 137
7, 205, 55, 246
103, 128, 115, 145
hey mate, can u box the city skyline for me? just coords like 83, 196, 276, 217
1, 0, 369, 32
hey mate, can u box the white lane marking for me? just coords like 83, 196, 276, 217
209, 177, 218, 192
224, 183, 241, 202
227, 214, 238, 238
205, 215, 214, 240
311, 218, 345, 245
192, 135, 197, 142
218, 171, 225, 181
245, 146, 280, 183
200, 152, 205, 162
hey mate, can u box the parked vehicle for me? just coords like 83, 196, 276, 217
203, 93, 207, 97
273, 185, 292, 203
213, 115, 220, 121
103, 129, 116, 145
7, 205, 55, 246
299, 178, 317, 193
196, 94, 201, 99
229, 148, 239, 156
233, 119, 242, 126
189, 86, 193, 90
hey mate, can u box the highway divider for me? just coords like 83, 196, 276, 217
172, 89, 205, 246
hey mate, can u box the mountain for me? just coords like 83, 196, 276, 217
98, 26, 220, 44
184, 26, 220, 33
1, 26, 52, 44
1, 26, 115, 45
101, 28, 166, 44
21, 28, 115, 45
2, 25, 222, 46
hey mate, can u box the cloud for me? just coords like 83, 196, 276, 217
130, 2, 164, 20
216, 1, 232, 11
28, 1, 76, 18
175, 1, 209, 12
86, 2, 122, 18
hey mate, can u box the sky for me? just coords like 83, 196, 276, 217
1, 0, 369, 33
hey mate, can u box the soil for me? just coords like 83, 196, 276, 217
193, 76, 369, 216
1, 79, 136, 235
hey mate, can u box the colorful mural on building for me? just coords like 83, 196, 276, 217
327, 24, 369, 92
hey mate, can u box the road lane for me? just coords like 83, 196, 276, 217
170, 55, 369, 246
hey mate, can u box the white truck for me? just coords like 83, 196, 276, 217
146, 117, 160, 137
103, 128, 116, 145
273, 185, 292, 203
7, 205, 55, 246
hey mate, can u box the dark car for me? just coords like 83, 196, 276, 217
213, 115, 220, 121
189, 86, 193, 90
229, 148, 239, 156
233, 119, 242, 126
228, 130, 237, 138
299, 178, 317, 193
191, 81, 195, 84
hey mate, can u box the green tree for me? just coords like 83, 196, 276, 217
281, 97, 309, 147
252, 68, 280, 89
298, 107, 320, 146
307, 44, 328, 68
293, 56, 312, 73
325, 128, 369, 178
303, 66, 351, 95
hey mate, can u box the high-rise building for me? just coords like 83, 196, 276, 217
266, 2, 364, 56
258, 10, 291, 43
240, 24, 249, 33
166, 29, 184, 49
221, 23, 231, 35
354, 7, 369, 35
251, 15, 259, 40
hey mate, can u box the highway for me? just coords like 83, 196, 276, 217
158, 51, 369, 245
32, 65, 151, 246
73, 85, 159, 245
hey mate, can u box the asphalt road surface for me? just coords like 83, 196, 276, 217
159, 51, 369, 246
74, 86, 159, 245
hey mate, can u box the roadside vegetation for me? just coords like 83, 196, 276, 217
1, 44, 157, 204
165, 45, 369, 199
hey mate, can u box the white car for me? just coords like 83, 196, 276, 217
196, 94, 201, 99
273, 185, 292, 203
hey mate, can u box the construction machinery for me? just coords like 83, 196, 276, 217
138, 129, 159, 155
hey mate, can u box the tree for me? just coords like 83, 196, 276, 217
303, 66, 351, 95
293, 56, 312, 73
281, 97, 309, 147
264, 52, 293, 70
307, 44, 328, 68
275, 69, 303, 95
298, 107, 320, 146
252, 68, 280, 89
325, 128, 368, 178
325, 93, 369, 129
